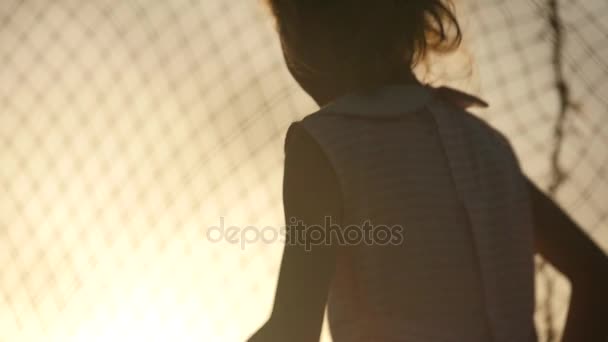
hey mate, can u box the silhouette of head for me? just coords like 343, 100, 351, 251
265, 0, 462, 105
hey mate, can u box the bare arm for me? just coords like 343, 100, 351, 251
248, 122, 341, 342
525, 176, 608, 341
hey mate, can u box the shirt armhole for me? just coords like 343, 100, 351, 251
283, 121, 343, 225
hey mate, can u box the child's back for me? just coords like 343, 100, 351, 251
294, 83, 536, 341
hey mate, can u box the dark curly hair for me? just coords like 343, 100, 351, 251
265, 0, 462, 93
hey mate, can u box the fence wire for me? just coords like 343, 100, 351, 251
0, 0, 606, 341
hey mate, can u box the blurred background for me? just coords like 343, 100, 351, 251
0, 0, 606, 341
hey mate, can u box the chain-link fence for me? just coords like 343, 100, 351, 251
0, 0, 606, 341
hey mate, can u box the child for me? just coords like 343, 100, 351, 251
249, 1, 608, 341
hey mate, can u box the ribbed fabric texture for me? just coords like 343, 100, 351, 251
296, 84, 536, 342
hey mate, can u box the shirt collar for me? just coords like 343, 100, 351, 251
317, 83, 488, 118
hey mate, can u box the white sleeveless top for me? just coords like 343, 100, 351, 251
298, 84, 537, 342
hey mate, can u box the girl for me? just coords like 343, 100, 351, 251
249, 1, 608, 341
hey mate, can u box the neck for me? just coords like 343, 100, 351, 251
306, 69, 421, 107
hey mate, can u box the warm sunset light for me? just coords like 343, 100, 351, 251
0, 0, 606, 341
